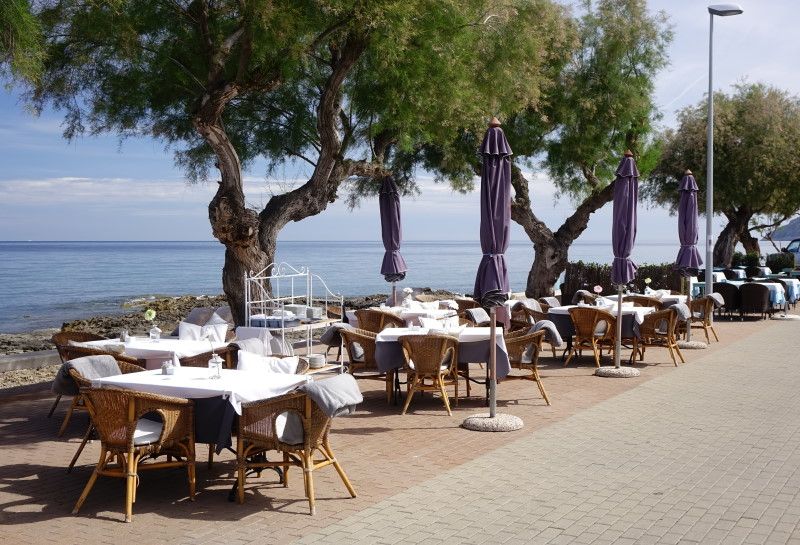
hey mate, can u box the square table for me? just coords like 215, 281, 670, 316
92, 367, 310, 450
717, 280, 786, 308
546, 304, 654, 349
87, 337, 227, 370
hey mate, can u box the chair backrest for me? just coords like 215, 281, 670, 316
739, 283, 770, 313
355, 309, 405, 333
712, 282, 740, 310
504, 328, 546, 364
688, 296, 715, 323
59, 344, 143, 368
623, 295, 664, 310
52, 331, 108, 362
179, 346, 234, 369
539, 296, 561, 309
639, 308, 677, 339
723, 268, 739, 280
398, 334, 458, 375
567, 307, 615, 339
338, 328, 378, 369
455, 298, 480, 313
571, 290, 598, 305
239, 391, 329, 450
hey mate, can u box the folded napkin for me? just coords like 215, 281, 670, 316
708, 292, 725, 308
52, 355, 121, 395
302, 373, 363, 417
237, 351, 299, 374
319, 322, 354, 346
669, 303, 691, 322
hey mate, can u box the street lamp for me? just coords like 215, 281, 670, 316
705, 4, 743, 294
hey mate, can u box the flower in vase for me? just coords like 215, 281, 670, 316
144, 308, 156, 322
592, 285, 603, 294
644, 277, 652, 285
402, 287, 413, 295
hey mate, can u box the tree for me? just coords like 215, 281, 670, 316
645, 83, 800, 266
410, 0, 671, 296
0, 0, 44, 82
31, 0, 570, 323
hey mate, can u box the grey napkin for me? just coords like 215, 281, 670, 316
532, 320, 564, 347
52, 355, 121, 395
571, 290, 594, 304
465, 307, 490, 325
302, 373, 363, 417
669, 303, 691, 322
319, 322, 354, 346
708, 292, 725, 308
540, 296, 561, 308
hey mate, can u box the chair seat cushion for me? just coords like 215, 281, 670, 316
276, 411, 304, 445
134, 418, 164, 446
237, 351, 300, 374
407, 359, 449, 372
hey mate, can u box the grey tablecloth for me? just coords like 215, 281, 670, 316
375, 337, 511, 379
547, 311, 640, 342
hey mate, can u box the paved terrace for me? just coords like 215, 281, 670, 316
1, 314, 799, 544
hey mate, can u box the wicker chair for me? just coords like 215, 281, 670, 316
508, 302, 532, 332
56, 346, 144, 437
564, 307, 616, 368
72, 387, 195, 523
339, 327, 393, 403
49, 331, 108, 418
686, 296, 719, 342
455, 298, 480, 313
538, 296, 560, 310
64, 356, 145, 471
504, 328, 550, 405
354, 309, 405, 333
622, 295, 664, 310
178, 346, 235, 369
712, 282, 740, 317
519, 307, 558, 358
631, 308, 685, 367
739, 283, 771, 319
236, 390, 356, 515
398, 333, 460, 415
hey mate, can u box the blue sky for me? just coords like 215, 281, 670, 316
1, 0, 798, 243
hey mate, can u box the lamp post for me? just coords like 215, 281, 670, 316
705, 4, 743, 294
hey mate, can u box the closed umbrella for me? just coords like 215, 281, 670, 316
675, 169, 702, 340
473, 117, 511, 417
379, 176, 408, 306
611, 151, 639, 369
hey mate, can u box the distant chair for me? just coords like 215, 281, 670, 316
622, 295, 664, 310
739, 283, 771, 319
723, 268, 739, 280
571, 290, 598, 305
339, 327, 393, 403
504, 328, 550, 405
564, 307, 616, 368
50, 331, 108, 418
178, 346, 235, 369
712, 282, 740, 318
686, 296, 719, 342
455, 298, 480, 314
398, 333, 460, 415
354, 309, 404, 333
631, 308, 684, 367
538, 296, 561, 310
72, 387, 195, 523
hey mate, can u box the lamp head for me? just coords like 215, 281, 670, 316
708, 4, 743, 16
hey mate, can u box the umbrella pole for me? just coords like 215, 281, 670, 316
615, 285, 623, 369
489, 306, 497, 418
391, 282, 397, 307
685, 279, 692, 341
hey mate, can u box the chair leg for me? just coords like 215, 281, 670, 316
385, 370, 393, 404
438, 378, 452, 416
322, 439, 357, 498
68, 423, 94, 473
709, 325, 719, 342
283, 452, 290, 487
673, 341, 686, 363
592, 341, 601, 368
73, 449, 110, 515
453, 370, 459, 406
304, 452, 316, 515
533, 368, 551, 406
563, 347, 576, 367
401, 376, 417, 415
207, 444, 214, 471
236, 444, 246, 504
58, 397, 79, 437
125, 452, 138, 522
702, 325, 710, 344
667, 344, 678, 367
48, 394, 62, 418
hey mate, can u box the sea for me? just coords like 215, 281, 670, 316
0, 240, 774, 333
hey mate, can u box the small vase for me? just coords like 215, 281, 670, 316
149, 324, 162, 341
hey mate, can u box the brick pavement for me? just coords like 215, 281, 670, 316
0, 315, 797, 544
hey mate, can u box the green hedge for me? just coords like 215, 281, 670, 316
562, 261, 684, 304
766, 252, 795, 272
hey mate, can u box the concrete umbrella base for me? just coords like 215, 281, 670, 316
594, 366, 641, 378
677, 340, 708, 350
462, 413, 523, 432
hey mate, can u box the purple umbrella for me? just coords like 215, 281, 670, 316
611, 151, 639, 369
675, 169, 702, 341
473, 117, 512, 416
379, 176, 408, 305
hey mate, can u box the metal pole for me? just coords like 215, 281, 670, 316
391, 282, 397, 307
614, 285, 623, 368
705, 13, 715, 301
489, 306, 497, 418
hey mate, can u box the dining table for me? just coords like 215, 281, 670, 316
693, 280, 787, 308
546, 304, 654, 351
86, 337, 228, 370
91, 367, 310, 451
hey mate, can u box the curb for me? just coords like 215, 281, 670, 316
0, 350, 60, 372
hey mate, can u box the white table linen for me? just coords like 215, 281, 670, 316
87, 337, 227, 370
548, 304, 653, 324
91, 367, 310, 414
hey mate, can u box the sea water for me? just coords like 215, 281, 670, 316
0, 240, 774, 333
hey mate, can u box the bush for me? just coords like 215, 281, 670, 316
744, 252, 761, 277
766, 252, 796, 272
731, 252, 745, 267
562, 261, 683, 304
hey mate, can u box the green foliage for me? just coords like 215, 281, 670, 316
645, 83, 800, 221
731, 252, 745, 267
562, 261, 681, 304
766, 252, 795, 272
743, 252, 760, 268
0, 0, 44, 83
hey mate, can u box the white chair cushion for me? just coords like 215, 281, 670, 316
133, 418, 164, 446
275, 411, 304, 445
178, 321, 203, 340
237, 351, 300, 374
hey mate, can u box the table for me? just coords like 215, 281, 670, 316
607, 293, 687, 306
374, 326, 511, 379
374, 306, 459, 328
546, 304, 654, 346
722, 281, 786, 308
765, 277, 800, 303
87, 337, 227, 370
92, 367, 310, 450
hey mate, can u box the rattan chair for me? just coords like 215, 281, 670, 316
72, 387, 195, 523
508, 302, 532, 332
520, 307, 558, 358
49, 331, 108, 418
455, 298, 481, 313
354, 309, 405, 333
504, 328, 550, 405
538, 296, 561, 310
339, 327, 393, 403
687, 296, 719, 342
236, 390, 356, 515
622, 295, 664, 310
57, 346, 144, 437
398, 333, 459, 415
564, 307, 616, 368
631, 308, 685, 367
178, 346, 235, 369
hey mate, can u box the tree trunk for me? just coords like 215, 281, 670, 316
713, 208, 753, 266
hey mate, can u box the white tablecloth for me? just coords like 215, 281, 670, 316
87, 337, 227, 370
91, 367, 310, 414
548, 304, 653, 324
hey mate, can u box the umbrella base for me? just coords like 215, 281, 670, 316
773, 314, 800, 320
677, 340, 708, 350
462, 413, 523, 432
594, 366, 641, 378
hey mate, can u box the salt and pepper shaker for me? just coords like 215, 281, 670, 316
120, 329, 129, 342
208, 352, 223, 379
161, 361, 174, 375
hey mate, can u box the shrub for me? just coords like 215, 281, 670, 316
743, 252, 761, 277
766, 252, 795, 272
562, 261, 683, 303
731, 252, 745, 267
